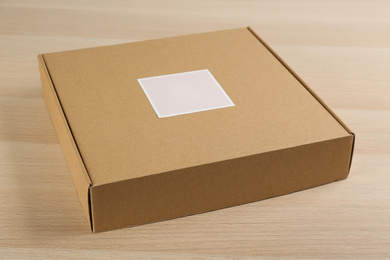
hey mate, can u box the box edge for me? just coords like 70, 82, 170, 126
38, 54, 94, 231
246, 26, 355, 176
246, 26, 354, 135
90, 135, 353, 232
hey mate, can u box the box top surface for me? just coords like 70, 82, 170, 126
43, 27, 350, 185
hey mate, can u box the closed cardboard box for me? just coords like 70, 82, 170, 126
38, 27, 355, 232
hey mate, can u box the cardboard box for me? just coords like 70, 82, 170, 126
38, 27, 355, 233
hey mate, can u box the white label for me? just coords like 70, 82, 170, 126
138, 69, 234, 118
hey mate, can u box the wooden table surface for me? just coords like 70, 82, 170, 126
1, 1, 389, 259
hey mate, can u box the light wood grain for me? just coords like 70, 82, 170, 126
1, 0, 389, 259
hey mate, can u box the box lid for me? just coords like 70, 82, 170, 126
42, 27, 351, 186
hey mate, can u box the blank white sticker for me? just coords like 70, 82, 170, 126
138, 69, 235, 118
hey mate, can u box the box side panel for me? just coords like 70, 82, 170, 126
247, 27, 353, 135
38, 54, 92, 229
91, 135, 353, 232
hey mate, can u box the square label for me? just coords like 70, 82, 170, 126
138, 69, 235, 118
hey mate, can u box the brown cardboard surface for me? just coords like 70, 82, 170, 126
38, 55, 92, 227
42, 28, 349, 185
38, 27, 354, 232
91, 136, 353, 232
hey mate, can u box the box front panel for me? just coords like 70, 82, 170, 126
91, 136, 353, 232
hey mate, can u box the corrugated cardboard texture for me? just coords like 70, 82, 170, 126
39, 27, 354, 232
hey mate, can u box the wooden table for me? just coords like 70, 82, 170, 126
1, 1, 389, 259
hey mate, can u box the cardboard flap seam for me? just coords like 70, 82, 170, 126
88, 184, 94, 232
246, 26, 353, 135
40, 54, 93, 186
348, 133, 356, 171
